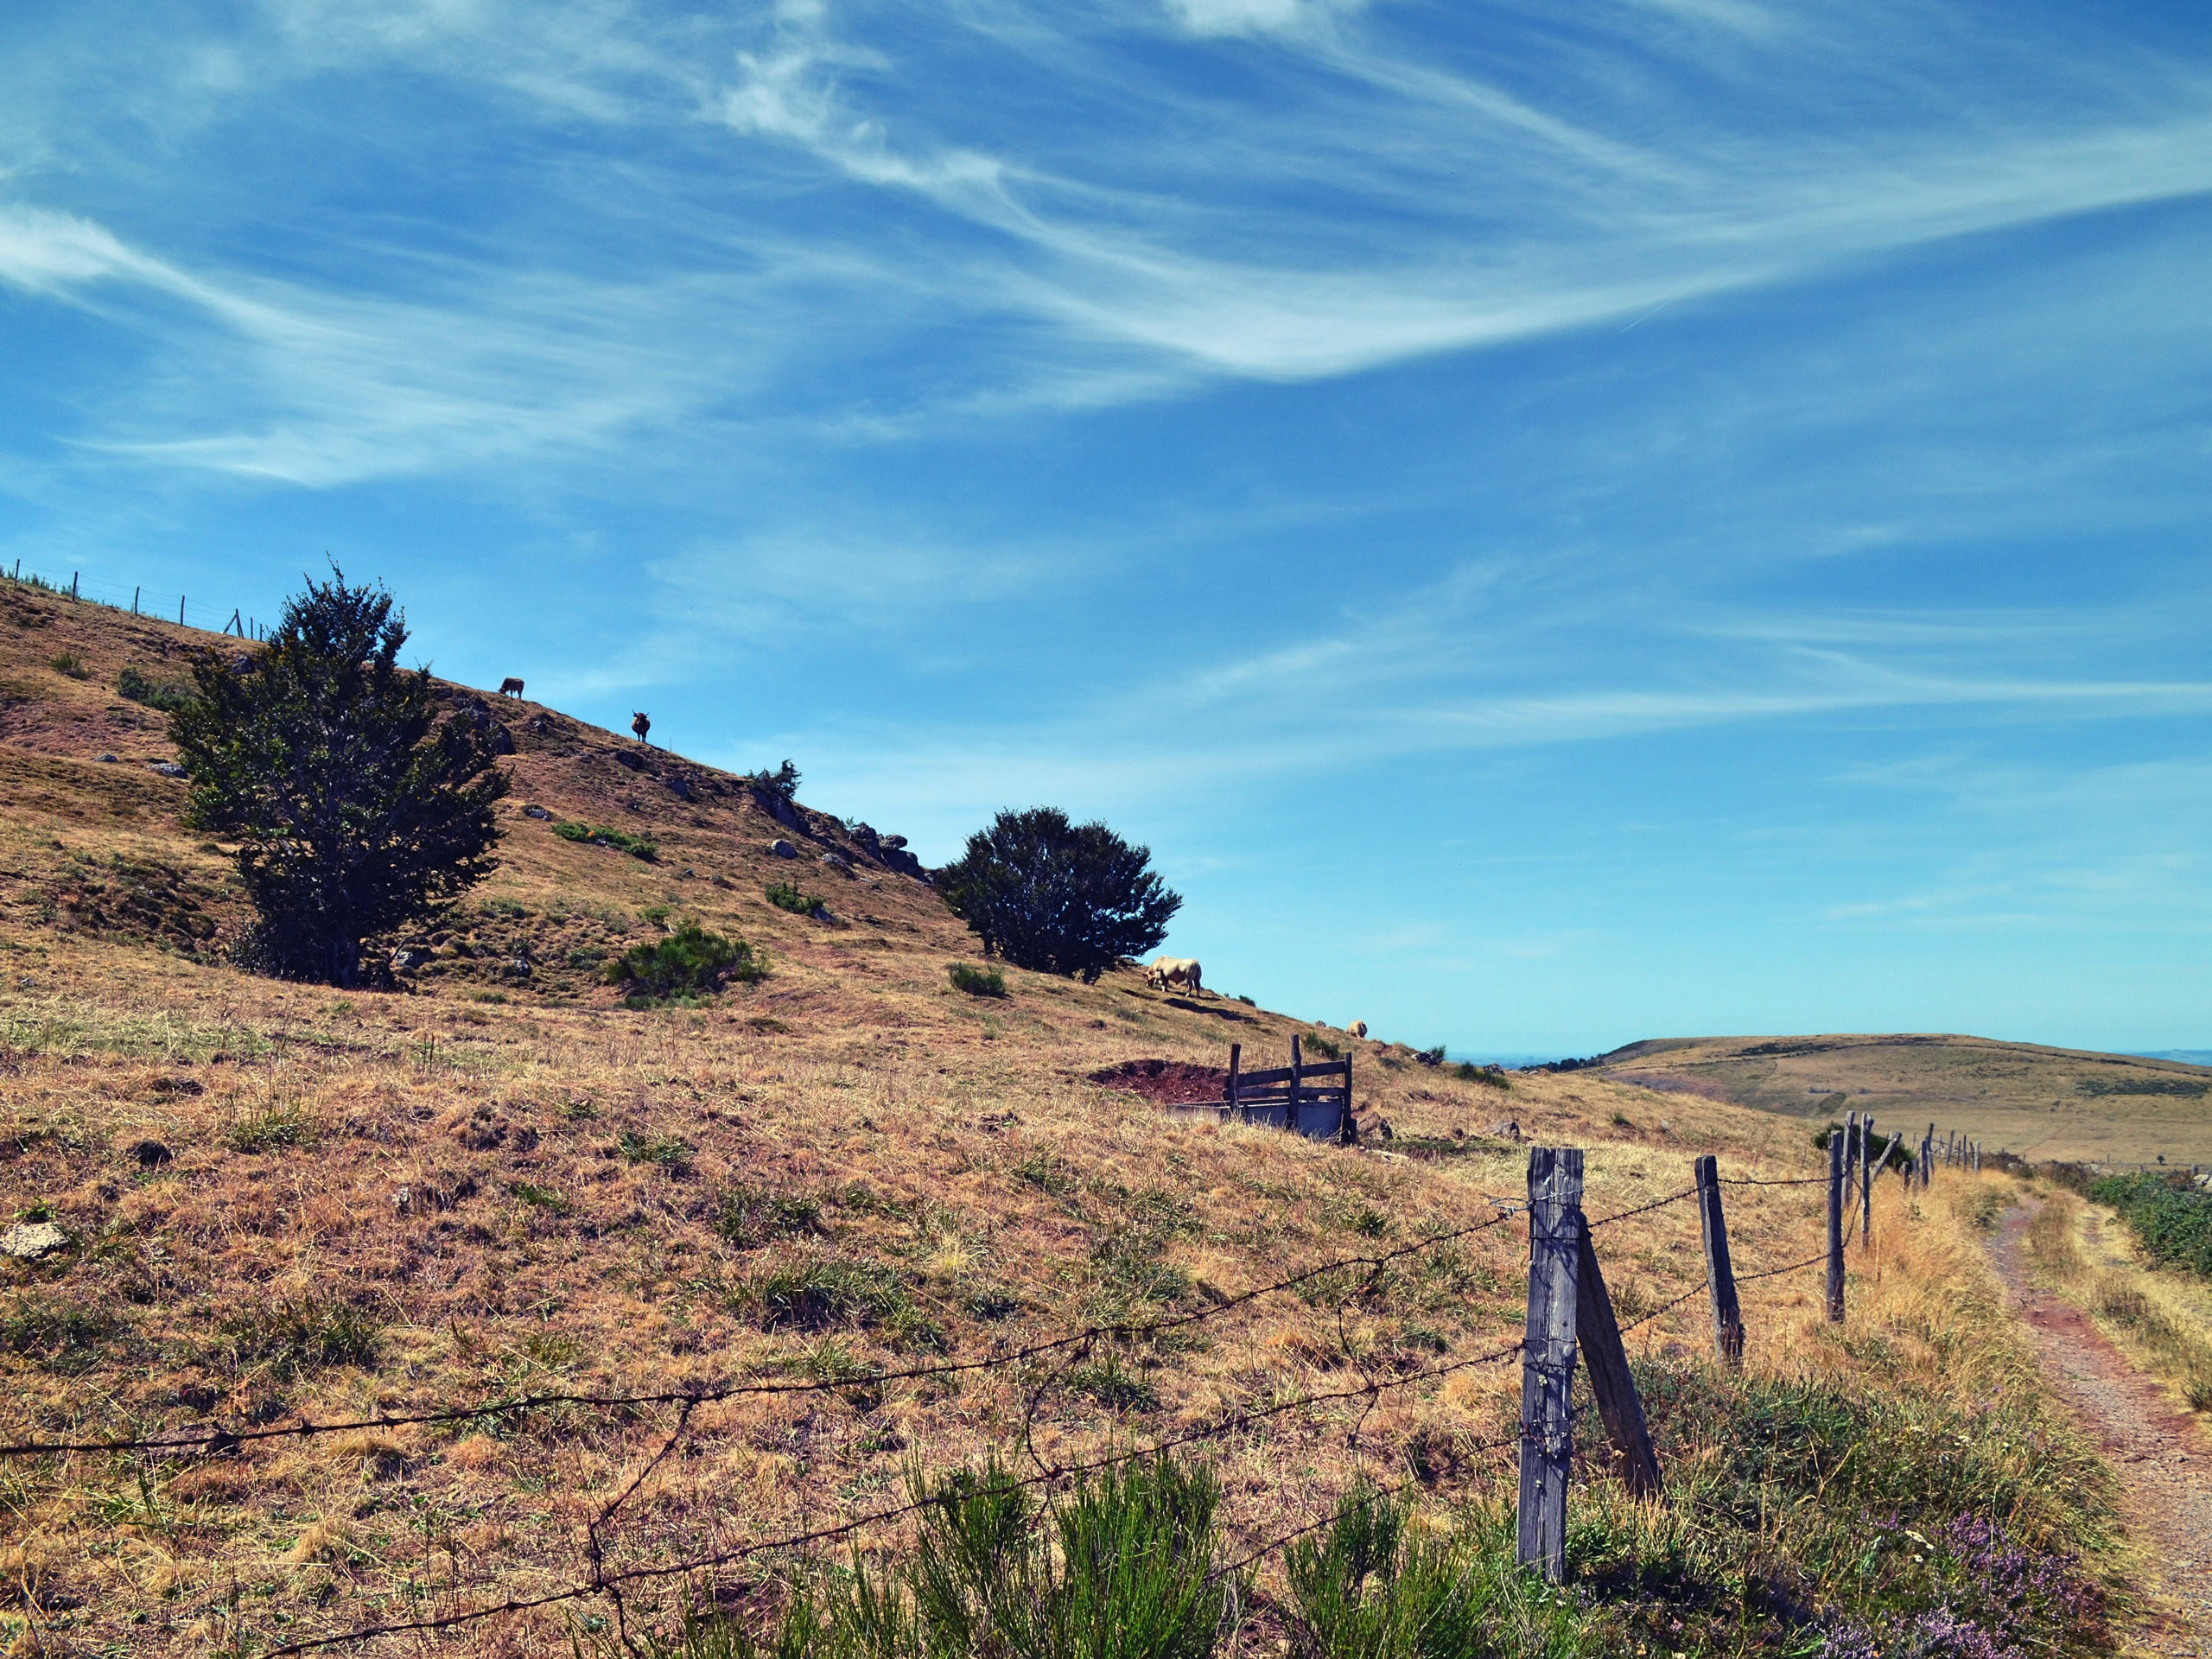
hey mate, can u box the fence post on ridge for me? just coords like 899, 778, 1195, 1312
1574, 1217, 1662, 1500
1826, 1131, 1846, 1323
1694, 1154, 1744, 1369
1517, 1146, 1582, 1583
1860, 1116, 1874, 1246
1223, 1043, 1240, 1119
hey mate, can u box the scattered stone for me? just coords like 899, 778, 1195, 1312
128, 1139, 173, 1168
150, 761, 188, 779
1, 1221, 68, 1259
612, 749, 644, 772
96, 753, 118, 763
664, 774, 694, 801
768, 839, 797, 859
391, 1185, 412, 1215
821, 852, 854, 874
391, 946, 430, 970
522, 804, 553, 821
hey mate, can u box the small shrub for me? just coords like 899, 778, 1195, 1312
219, 1294, 379, 1375
229, 1099, 317, 1152
554, 820, 658, 861
48, 651, 91, 679
1305, 1032, 1341, 1059
947, 962, 1006, 997
1236, 994, 1255, 1006
607, 923, 764, 1001
716, 1183, 823, 1248
1413, 1045, 1446, 1067
1454, 1061, 1510, 1089
118, 664, 194, 711
765, 881, 825, 918
795, 1340, 885, 1408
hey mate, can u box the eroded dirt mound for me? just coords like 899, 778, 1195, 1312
1088, 1058, 1230, 1103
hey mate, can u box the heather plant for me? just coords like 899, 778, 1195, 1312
2086, 1172, 2212, 1280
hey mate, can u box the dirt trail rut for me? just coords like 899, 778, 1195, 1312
1993, 1201, 2212, 1655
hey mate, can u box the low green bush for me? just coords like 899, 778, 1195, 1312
228, 1099, 317, 1152
765, 880, 825, 917
118, 664, 194, 711
2088, 1172, 2212, 1279
553, 820, 658, 861
607, 923, 763, 1001
947, 962, 1006, 997
618, 1455, 1227, 1659
48, 651, 90, 680
1453, 1061, 1510, 1090
1306, 1031, 1342, 1059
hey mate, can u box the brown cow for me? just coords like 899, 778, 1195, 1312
632, 711, 652, 745
499, 677, 524, 697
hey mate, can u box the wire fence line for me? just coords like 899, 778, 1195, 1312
3, 565, 276, 639
8, 1147, 1854, 1654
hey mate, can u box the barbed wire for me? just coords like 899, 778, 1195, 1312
1585, 1185, 1700, 1229
1717, 1174, 1828, 1187
1, 1209, 1524, 1459
1733, 1249, 1831, 1285
1615, 1276, 1711, 1338
257, 1332, 1530, 1656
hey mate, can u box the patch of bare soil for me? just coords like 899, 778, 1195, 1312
1994, 1201, 2212, 1655
1086, 1058, 1230, 1103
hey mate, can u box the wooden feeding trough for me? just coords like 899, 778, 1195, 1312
1223, 1037, 1355, 1145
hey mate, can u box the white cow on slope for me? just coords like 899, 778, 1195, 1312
1148, 957, 1203, 995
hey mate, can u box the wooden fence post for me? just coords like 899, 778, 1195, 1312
1694, 1154, 1744, 1369
1921, 1126, 1934, 1185
1843, 1111, 1859, 1213
1574, 1219, 1662, 1500
1517, 1147, 1582, 1583
1859, 1115, 1874, 1246
1826, 1130, 1846, 1323
1287, 1035, 1303, 1133
1342, 1051, 1355, 1146
179, 595, 186, 624
1224, 1043, 1240, 1116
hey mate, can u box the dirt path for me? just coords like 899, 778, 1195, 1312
1993, 1201, 2212, 1655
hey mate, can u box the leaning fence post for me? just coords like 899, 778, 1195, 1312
1574, 1218, 1662, 1500
1517, 1146, 1582, 1583
1694, 1154, 1744, 1368
1826, 1130, 1846, 1323
1859, 1115, 1874, 1245
1223, 1042, 1240, 1120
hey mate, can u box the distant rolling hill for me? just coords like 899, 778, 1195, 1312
1592, 1033, 2212, 1167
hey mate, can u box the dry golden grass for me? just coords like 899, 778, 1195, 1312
1600, 1033, 2212, 1166
0, 585, 2113, 1656
2024, 1187, 2212, 1414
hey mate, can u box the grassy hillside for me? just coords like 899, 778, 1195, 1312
1593, 1033, 2212, 1166
0, 584, 2129, 1657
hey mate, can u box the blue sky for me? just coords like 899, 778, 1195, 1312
3, 0, 2209, 1056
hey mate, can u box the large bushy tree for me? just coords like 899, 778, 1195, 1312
938, 807, 1180, 982
171, 570, 507, 986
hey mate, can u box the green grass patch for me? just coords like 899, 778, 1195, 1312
617, 1131, 693, 1173
552, 820, 659, 861
715, 1182, 824, 1248
736, 1258, 942, 1349
218, 1294, 379, 1376
227, 1098, 317, 1153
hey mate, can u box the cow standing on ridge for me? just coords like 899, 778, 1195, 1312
632, 711, 652, 746
1148, 957, 1202, 995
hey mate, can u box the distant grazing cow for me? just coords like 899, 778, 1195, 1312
632, 711, 652, 746
1350, 1020, 1368, 1039
499, 677, 524, 698
1148, 957, 1202, 995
